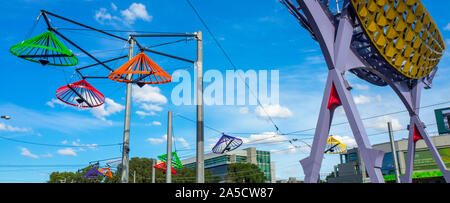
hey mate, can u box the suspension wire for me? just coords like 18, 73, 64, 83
174, 112, 224, 135
185, 0, 282, 134
23, 12, 42, 42
283, 99, 450, 135
55, 27, 189, 35
0, 135, 123, 148
143, 38, 193, 49
57, 28, 125, 42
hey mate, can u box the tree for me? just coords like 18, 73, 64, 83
171, 167, 221, 183
225, 163, 266, 183
47, 157, 221, 183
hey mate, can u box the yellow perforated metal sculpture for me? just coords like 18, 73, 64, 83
350, 0, 446, 79
325, 136, 347, 154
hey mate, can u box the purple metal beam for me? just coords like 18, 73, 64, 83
285, 0, 449, 183
295, 0, 385, 183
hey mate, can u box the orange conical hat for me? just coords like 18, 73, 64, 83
108, 52, 171, 86
98, 168, 113, 178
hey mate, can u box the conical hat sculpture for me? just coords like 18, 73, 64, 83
324, 136, 347, 154
83, 167, 104, 179
108, 52, 172, 87
154, 162, 176, 175
212, 134, 243, 154
10, 31, 78, 66
157, 152, 183, 169
98, 168, 113, 178
55, 79, 105, 108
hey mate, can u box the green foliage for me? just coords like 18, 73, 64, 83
225, 163, 266, 183
170, 167, 221, 183
47, 157, 221, 183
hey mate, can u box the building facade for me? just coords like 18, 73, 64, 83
181, 147, 276, 183
327, 134, 450, 183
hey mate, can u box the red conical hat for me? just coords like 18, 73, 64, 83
154, 162, 176, 175
55, 79, 105, 108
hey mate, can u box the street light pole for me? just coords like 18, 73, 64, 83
195, 31, 204, 183
166, 111, 173, 183
120, 37, 135, 183
388, 122, 401, 183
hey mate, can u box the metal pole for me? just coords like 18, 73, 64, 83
152, 159, 156, 183
134, 170, 136, 183
195, 31, 204, 183
166, 111, 173, 183
388, 122, 401, 183
120, 37, 134, 183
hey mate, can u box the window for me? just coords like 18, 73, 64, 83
348, 153, 358, 162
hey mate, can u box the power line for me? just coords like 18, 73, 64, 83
184, 0, 282, 134
55, 27, 189, 35
284, 99, 450, 135
0, 135, 123, 148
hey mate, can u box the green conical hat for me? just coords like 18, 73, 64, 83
10, 31, 78, 66
157, 152, 183, 169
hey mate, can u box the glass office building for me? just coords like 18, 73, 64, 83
182, 147, 276, 183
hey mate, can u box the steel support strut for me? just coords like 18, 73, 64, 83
398, 82, 450, 183
296, 0, 385, 183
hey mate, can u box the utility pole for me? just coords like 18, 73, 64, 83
120, 37, 134, 183
152, 159, 156, 183
195, 31, 204, 183
388, 122, 401, 183
166, 111, 173, 183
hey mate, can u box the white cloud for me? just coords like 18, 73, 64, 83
176, 137, 190, 149
46, 98, 64, 108
239, 107, 249, 114
270, 144, 310, 155
255, 104, 293, 119
94, 3, 152, 26
354, 95, 372, 104
365, 115, 403, 131
353, 84, 370, 91
90, 98, 125, 120
40, 153, 53, 158
242, 132, 289, 146
305, 55, 324, 64
57, 148, 77, 156
141, 103, 163, 112
147, 121, 162, 126
147, 137, 164, 144
111, 2, 118, 11
94, 7, 121, 24
354, 94, 382, 104
332, 135, 357, 148
0, 123, 30, 132
120, 3, 152, 24
70, 140, 98, 150
147, 134, 190, 149
136, 110, 156, 117
133, 85, 167, 104
444, 23, 450, 31
20, 147, 39, 159
133, 85, 168, 117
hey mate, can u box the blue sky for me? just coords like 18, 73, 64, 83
0, 0, 449, 183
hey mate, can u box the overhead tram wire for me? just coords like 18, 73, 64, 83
0, 135, 123, 148
185, 0, 282, 134
55, 27, 190, 35
284, 99, 450, 135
